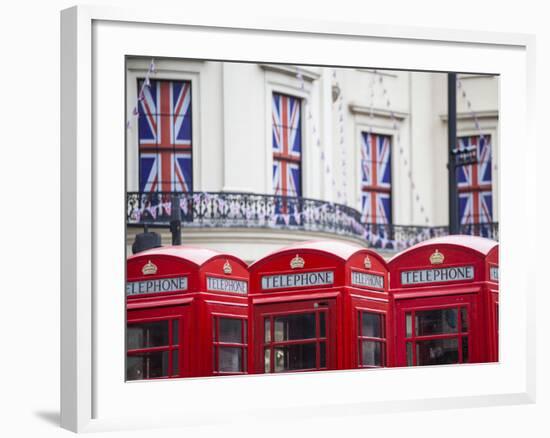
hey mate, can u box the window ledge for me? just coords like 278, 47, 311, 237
260, 64, 321, 82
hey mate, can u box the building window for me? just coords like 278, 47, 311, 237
272, 93, 302, 197
404, 307, 469, 366
263, 311, 328, 373
357, 311, 386, 367
126, 318, 180, 380
138, 79, 193, 194
212, 317, 247, 374
457, 135, 493, 234
360, 132, 392, 224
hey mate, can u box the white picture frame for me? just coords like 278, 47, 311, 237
60, 5, 536, 433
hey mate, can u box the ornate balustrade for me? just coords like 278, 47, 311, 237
127, 191, 498, 250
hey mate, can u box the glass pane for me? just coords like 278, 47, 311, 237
173, 319, 179, 344
320, 342, 326, 368
264, 317, 271, 343
243, 321, 248, 343
415, 338, 459, 366
219, 318, 242, 343
462, 337, 469, 363
274, 343, 317, 372
406, 342, 413, 366
264, 348, 271, 373
126, 351, 170, 380
361, 340, 382, 366
406, 313, 412, 338
415, 309, 458, 336
172, 350, 179, 376
274, 313, 316, 342
127, 320, 169, 349
362, 312, 382, 338
218, 347, 242, 372
319, 312, 326, 338
460, 307, 468, 332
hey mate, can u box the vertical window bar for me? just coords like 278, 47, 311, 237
457, 307, 463, 362
315, 311, 320, 369
358, 312, 363, 366
168, 319, 173, 376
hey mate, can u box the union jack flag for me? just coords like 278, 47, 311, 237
360, 133, 392, 224
457, 135, 493, 228
138, 79, 193, 193
272, 93, 302, 197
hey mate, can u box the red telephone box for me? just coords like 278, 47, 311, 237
248, 240, 390, 374
486, 244, 499, 361
388, 235, 498, 367
126, 246, 249, 380
344, 247, 392, 369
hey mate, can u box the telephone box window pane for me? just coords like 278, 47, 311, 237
462, 337, 469, 362
172, 350, 179, 376
460, 307, 468, 332
264, 348, 271, 373
320, 342, 326, 368
218, 347, 242, 372
361, 340, 382, 366
406, 342, 413, 366
320, 312, 326, 338
415, 338, 459, 366
415, 309, 458, 336
264, 317, 271, 343
362, 312, 382, 338
274, 343, 316, 372
126, 351, 170, 380
172, 319, 179, 344
219, 318, 243, 343
274, 313, 316, 342
406, 313, 412, 338
127, 321, 169, 349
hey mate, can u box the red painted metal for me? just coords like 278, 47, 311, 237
248, 240, 390, 373
126, 237, 498, 380
388, 235, 499, 366
126, 246, 249, 380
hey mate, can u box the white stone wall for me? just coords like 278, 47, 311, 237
126, 58, 499, 259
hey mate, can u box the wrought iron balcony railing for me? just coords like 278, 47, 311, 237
126, 191, 498, 250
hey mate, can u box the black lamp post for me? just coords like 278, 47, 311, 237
448, 73, 459, 235
170, 193, 182, 245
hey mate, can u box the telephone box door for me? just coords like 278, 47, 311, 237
395, 294, 478, 367
254, 298, 337, 374
126, 305, 190, 380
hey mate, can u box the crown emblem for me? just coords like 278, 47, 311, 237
142, 260, 158, 275
364, 256, 372, 269
223, 260, 233, 275
429, 250, 445, 265
290, 254, 305, 269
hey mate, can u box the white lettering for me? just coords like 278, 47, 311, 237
490, 266, 499, 282
206, 276, 248, 294
126, 276, 188, 296
401, 266, 475, 285
351, 271, 385, 289
261, 271, 335, 290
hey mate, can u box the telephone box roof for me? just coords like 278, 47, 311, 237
250, 239, 368, 267
128, 245, 225, 267
389, 235, 498, 263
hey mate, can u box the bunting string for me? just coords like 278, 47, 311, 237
127, 192, 439, 250
373, 70, 431, 224
126, 59, 157, 129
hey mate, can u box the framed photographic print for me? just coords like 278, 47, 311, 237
61, 5, 535, 433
